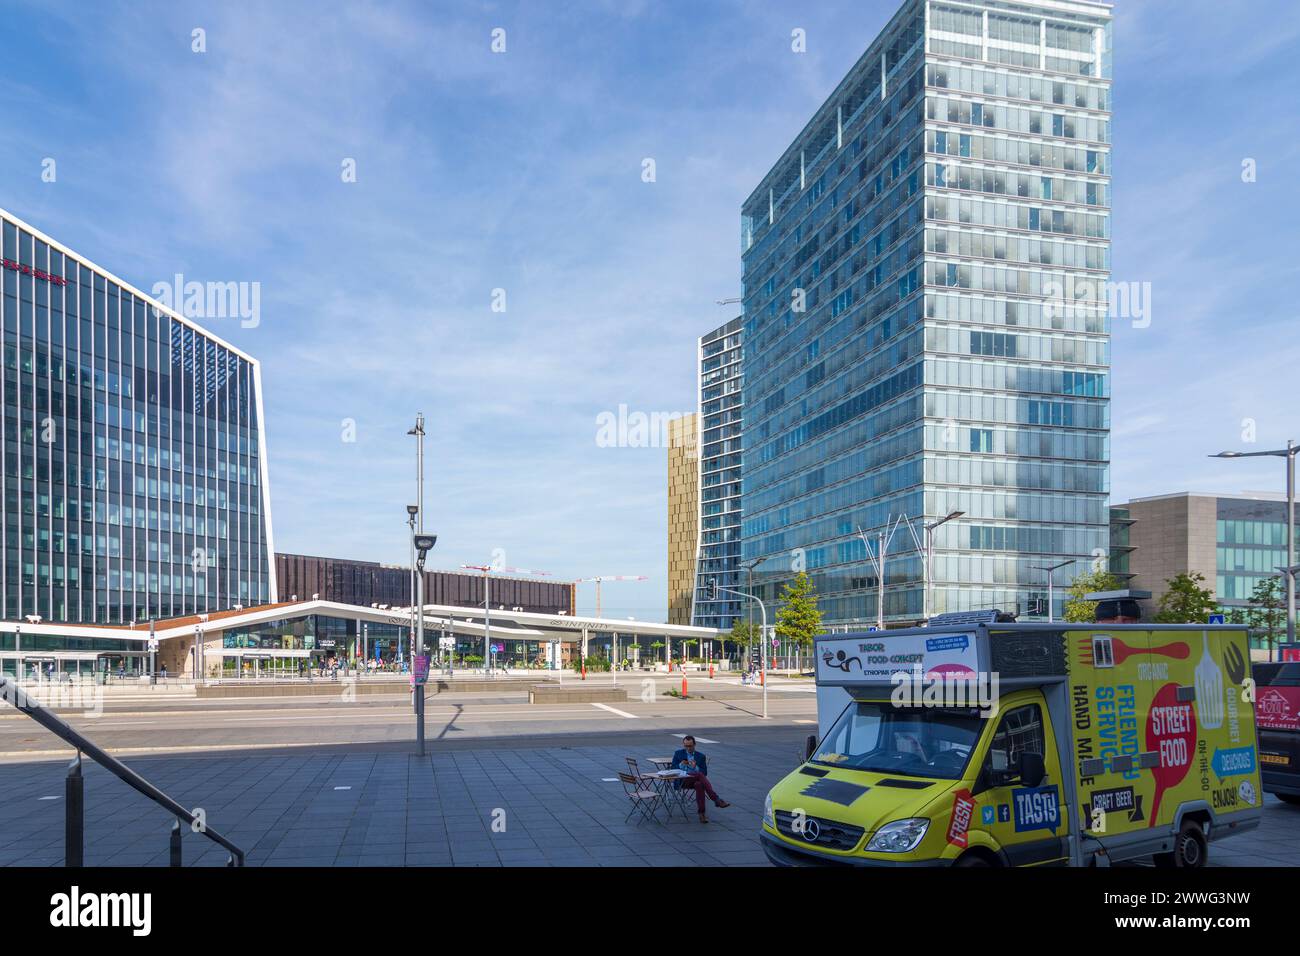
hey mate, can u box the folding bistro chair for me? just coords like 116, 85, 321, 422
618, 772, 664, 824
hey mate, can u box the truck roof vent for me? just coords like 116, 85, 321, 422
928, 609, 1016, 627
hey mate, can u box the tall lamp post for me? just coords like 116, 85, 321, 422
1211, 440, 1298, 651
406, 504, 419, 673
739, 556, 767, 672
859, 516, 905, 631
1031, 559, 1075, 623
412, 533, 437, 756
407, 414, 426, 672
904, 510, 965, 623
709, 577, 768, 719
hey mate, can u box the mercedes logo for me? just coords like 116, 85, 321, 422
800, 818, 820, 842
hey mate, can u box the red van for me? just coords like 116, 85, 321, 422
1254, 662, 1300, 804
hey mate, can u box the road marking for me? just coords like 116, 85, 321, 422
794, 719, 817, 724
600, 777, 619, 782
38, 795, 59, 801
591, 703, 638, 719
672, 734, 718, 743
333, 786, 352, 791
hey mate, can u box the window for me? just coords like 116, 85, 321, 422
984, 704, 1046, 776
970, 428, 994, 453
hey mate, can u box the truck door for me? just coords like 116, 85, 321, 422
972, 693, 1070, 866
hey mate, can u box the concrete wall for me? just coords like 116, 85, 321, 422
1125, 494, 1218, 616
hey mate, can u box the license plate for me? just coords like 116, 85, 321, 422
1260, 753, 1290, 766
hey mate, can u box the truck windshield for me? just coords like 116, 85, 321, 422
810, 700, 983, 780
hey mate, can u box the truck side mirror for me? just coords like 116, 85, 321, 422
804, 734, 818, 761
1018, 751, 1046, 788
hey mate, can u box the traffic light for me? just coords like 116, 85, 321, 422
706, 578, 718, 600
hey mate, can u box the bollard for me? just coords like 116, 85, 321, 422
170, 818, 183, 867
65, 754, 84, 868
581, 664, 586, 681
709, 665, 714, 680
760, 669, 765, 687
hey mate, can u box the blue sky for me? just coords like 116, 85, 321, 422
1, 0, 1297, 618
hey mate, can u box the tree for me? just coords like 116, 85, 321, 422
1247, 576, 1286, 658
775, 571, 824, 670
1062, 568, 1122, 623
727, 620, 759, 665
1154, 572, 1218, 624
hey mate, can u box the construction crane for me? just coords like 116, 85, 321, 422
574, 575, 648, 619
715, 297, 740, 306
461, 564, 551, 677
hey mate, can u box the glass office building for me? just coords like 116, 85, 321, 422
692, 317, 744, 630
739, 0, 1112, 624
1, 208, 274, 625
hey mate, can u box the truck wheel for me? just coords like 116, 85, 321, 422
1154, 821, 1207, 868
1278, 794, 1300, 807
954, 854, 991, 867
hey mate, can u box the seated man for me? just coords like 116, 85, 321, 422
671, 735, 731, 823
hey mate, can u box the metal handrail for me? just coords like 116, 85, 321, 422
0, 674, 246, 866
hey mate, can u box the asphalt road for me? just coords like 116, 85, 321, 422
0, 686, 821, 761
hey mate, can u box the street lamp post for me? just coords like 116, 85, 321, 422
1031, 559, 1075, 623
905, 511, 965, 623
1211, 440, 1298, 649
739, 556, 767, 675
1276, 564, 1300, 661
406, 504, 419, 675
412, 533, 437, 757
859, 516, 905, 630
709, 577, 768, 719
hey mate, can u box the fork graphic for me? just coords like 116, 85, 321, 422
1078, 637, 1190, 666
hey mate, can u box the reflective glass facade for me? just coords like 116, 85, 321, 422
739, 0, 1111, 624
692, 317, 743, 629
1216, 498, 1300, 606
1, 209, 273, 624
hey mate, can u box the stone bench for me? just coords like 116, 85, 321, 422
528, 685, 629, 704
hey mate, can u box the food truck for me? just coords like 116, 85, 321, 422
761, 615, 1263, 867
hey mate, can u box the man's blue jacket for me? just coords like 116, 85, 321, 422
670, 748, 708, 786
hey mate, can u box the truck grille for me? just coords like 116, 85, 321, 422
774, 811, 865, 852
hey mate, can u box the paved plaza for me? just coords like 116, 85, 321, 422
0, 725, 810, 867
2, 719, 1298, 866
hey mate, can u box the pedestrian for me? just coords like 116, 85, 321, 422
670, 736, 730, 823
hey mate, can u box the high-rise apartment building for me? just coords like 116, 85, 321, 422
739, 0, 1112, 625
692, 318, 744, 630
1, 208, 274, 624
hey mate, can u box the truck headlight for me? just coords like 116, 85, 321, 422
867, 818, 930, 853
764, 791, 775, 828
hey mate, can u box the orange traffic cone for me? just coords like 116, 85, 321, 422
681, 676, 688, 697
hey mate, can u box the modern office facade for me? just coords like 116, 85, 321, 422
1, 208, 274, 627
666, 413, 699, 625
691, 317, 745, 630
275, 552, 576, 616
737, 0, 1112, 625
1116, 492, 1300, 645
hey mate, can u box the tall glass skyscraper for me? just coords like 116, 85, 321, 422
1, 208, 274, 624
739, 0, 1112, 625
692, 317, 744, 630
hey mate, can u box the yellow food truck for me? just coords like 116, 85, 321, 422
761, 616, 1263, 867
